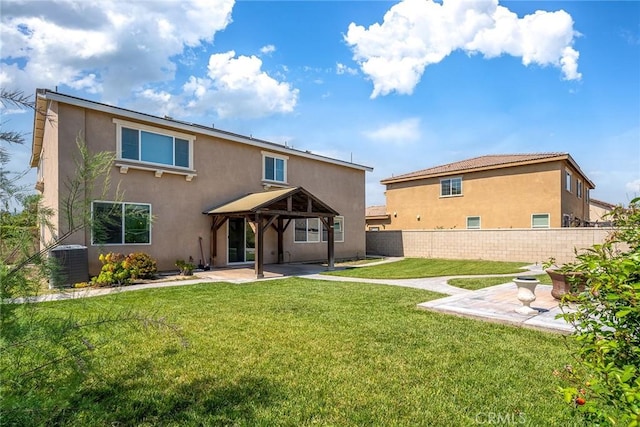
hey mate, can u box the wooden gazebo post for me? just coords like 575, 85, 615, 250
327, 216, 335, 271
254, 213, 264, 278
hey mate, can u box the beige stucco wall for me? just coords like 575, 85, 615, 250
365, 218, 392, 231
366, 228, 612, 265
589, 202, 613, 223
38, 102, 60, 246
560, 163, 591, 225
384, 162, 563, 229
41, 102, 368, 274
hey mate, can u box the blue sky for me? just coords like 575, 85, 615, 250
2, 0, 639, 208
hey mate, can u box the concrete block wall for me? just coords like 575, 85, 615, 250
366, 228, 613, 264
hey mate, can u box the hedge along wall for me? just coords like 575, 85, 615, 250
366, 228, 613, 265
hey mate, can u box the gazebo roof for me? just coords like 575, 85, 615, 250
203, 187, 338, 218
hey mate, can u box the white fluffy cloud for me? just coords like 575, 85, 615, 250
364, 118, 421, 145
336, 63, 358, 76
183, 51, 299, 119
260, 44, 276, 55
0, 0, 234, 99
345, 0, 582, 98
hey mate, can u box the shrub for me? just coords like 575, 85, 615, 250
175, 259, 195, 276
91, 252, 158, 286
555, 197, 640, 425
92, 253, 131, 286
125, 252, 157, 280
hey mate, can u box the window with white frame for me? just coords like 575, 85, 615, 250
114, 119, 193, 169
466, 216, 481, 229
294, 218, 320, 243
577, 179, 583, 198
532, 213, 550, 229
321, 216, 344, 242
440, 177, 462, 197
565, 170, 572, 192
92, 201, 151, 245
263, 152, 287, 183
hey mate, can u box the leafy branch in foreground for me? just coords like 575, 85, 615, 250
0, 305, 186, 426
0, 88, 185, 426
555, 197, 640, 426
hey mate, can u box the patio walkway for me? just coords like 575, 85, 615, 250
9, 259, 575, 334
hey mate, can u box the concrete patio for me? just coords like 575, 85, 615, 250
416, 282, 575, 334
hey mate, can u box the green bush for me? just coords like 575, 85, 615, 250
556, 197, 640, 425
175, 259, 195, 276
92, 253, 131, 286
91, 252, 158, 286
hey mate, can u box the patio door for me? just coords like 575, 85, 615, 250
228, 218, 255, 264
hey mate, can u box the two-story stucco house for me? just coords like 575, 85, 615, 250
379, 153, 594, 230
31, 89, 372, 277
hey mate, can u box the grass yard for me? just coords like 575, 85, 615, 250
449, 273, 553, 291
2, 278, 582, 426
324, 257, 531, 279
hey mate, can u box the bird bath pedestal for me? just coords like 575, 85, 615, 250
514, 277, 540, 315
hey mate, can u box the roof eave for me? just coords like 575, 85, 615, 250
36, 90, 373, 173
380, 154, 593, 186
30, 93, 49, 167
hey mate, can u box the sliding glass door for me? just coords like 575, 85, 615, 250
228, 218, 255, 263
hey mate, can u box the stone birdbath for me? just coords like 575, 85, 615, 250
513, 276, 540, 315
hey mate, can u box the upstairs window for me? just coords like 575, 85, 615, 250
441, 177, 462, 197
92, 201, 151, 245
263, 152, 287, 183
115, 119, 193, 169
321, 216, 345, 242
577, 179, 583, 198
565, 170, 572, 192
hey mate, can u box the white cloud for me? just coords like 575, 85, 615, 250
0, 0, 235, 99
260, 44, 276, 55
183, 51, 299, 119
345, 0, 582, 98
336, 63, 358, 76
626, 179, 640, 194
364, 118, 421, 144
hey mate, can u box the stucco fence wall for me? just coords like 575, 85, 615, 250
366, 228, 613, 265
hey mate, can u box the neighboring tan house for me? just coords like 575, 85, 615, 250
589, 198, 616, 225
31, 89, 372, 277
379, 153, 594, 230
365, 205, 391, 231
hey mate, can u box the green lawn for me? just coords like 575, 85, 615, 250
2, 278, 582, 426
449, 273, 553, 291
324, 257, 531, 279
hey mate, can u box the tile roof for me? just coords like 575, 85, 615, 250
381, 152, 571, 183
589, 198, 617, 209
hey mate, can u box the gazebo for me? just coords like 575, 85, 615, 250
203, 187, 339, 278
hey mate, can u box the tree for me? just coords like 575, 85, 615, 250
0, 89, 181, 425
556, 197, 640, 425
